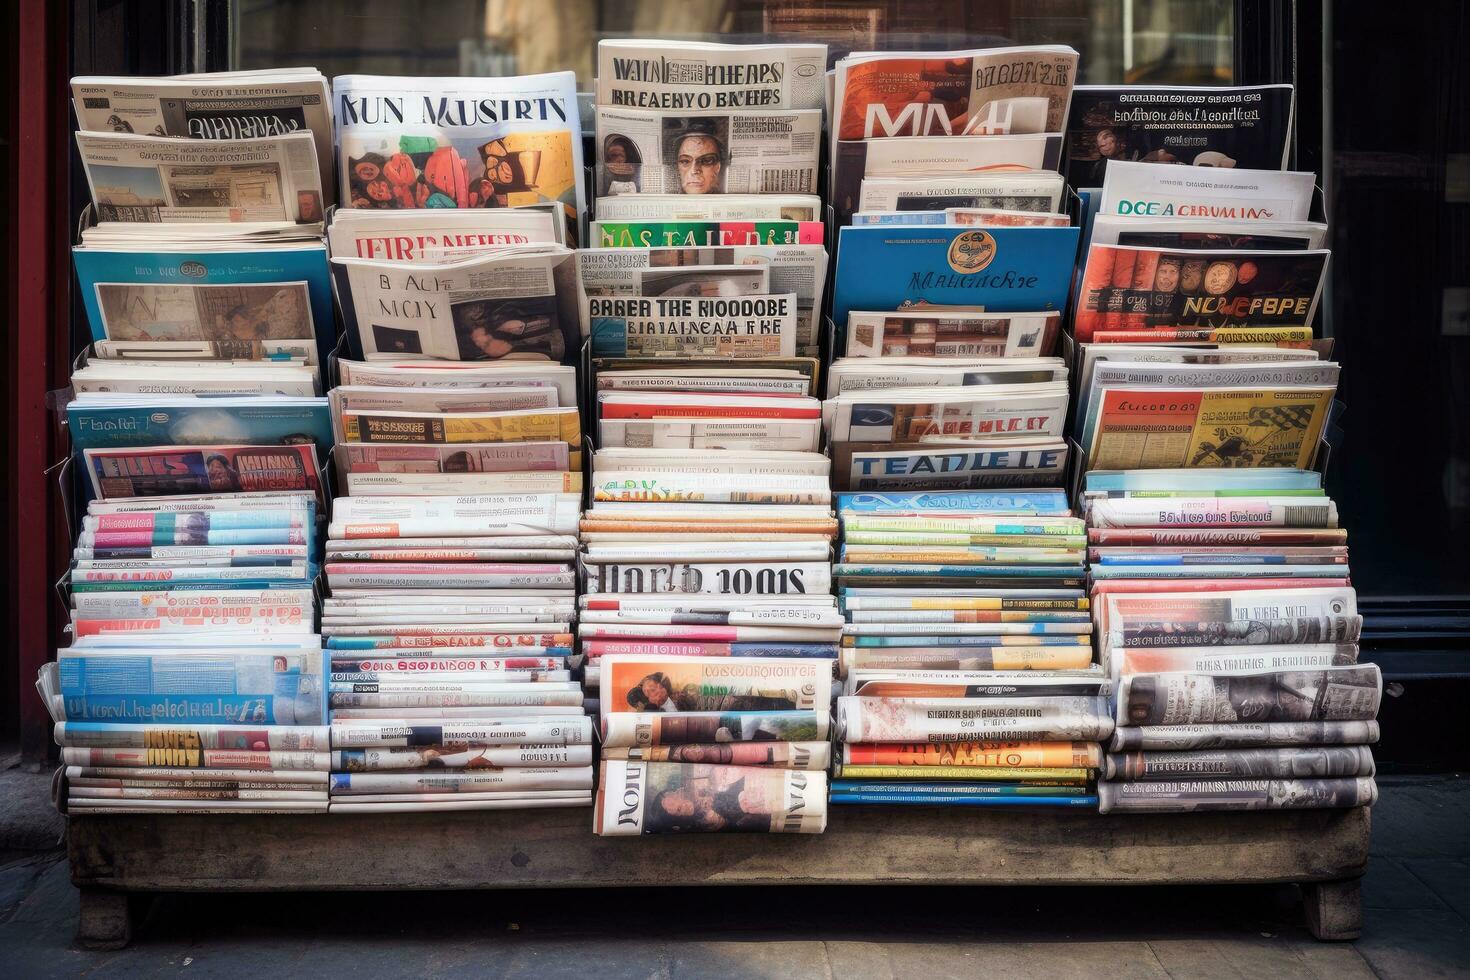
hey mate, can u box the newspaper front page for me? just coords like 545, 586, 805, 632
72, 70, 335, 195
597, 41, 828, 110
76, 132, 323, 226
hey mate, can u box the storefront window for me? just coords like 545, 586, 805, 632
231, 0, 1234, 87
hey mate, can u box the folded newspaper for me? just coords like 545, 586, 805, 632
332, 247, 579, 360
76, 131, 324, 229
595, 760, 828, 834
72, 69, 335, 195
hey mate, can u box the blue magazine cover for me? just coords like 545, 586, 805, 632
68, 397, 332, 452
832, 224, 1081, 326
836, 490, 1072, 515
72, 244, 334, 364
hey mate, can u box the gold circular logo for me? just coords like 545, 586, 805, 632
947, 230, 997, 274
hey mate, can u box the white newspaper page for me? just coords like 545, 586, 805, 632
71, 71, 335, 194
76, 131, 323, 226
587, 293, 798, 358
576, 244, 826, 351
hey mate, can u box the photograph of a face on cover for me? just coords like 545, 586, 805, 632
450, 294, 566, 362
662, 118, 729, 195
96, 282, 315, 343
641, 763, 782, 833
599, 133, 643, 196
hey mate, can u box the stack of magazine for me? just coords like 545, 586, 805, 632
829, 45, 1078, 228
1063, 83, 1378, 814
588, 38, 827, 358
322, 372, 589, 814
583, 40, 837, 835
1084, 469, 1381, 814
40, 492, 328, 814
48, 73, 343, 814
69, 71, 334, 392
829, 490, 1111, 808
594, 39, 824, 202
317, 73, 596, 812
823, 45, 1086, 493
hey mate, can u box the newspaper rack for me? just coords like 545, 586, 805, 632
66, 803, 1369, 949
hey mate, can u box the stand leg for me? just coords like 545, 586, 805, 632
75, 887, 132, 951
1303, 878, 1362, 941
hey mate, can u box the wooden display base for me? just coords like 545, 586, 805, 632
67, 805, 1370, 949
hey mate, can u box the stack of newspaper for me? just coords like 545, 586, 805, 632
830, 45, 1078, 228
322, 366, 590, 813
71, 69, 332, 240
1084, 469, 1381, 814
822, 348, 1071, 493
68, 71, 336, 397
830, 490, 1111, 808
582, 438, 840, 833
38, 491, 329, 814
589, 39, 828, 359
1071, 161, 1337, 471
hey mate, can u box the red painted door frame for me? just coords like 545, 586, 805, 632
8, 0, 74, 763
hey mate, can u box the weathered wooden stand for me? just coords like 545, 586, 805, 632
66, 805, 1370, 949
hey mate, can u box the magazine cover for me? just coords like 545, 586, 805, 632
83, 444, 323, 500
595, 760, 828, 834
832, 441, 1069, 491
1097, 160, 1317, 222
599, 655, 829, 716
832, 225, 1080, 325
67, 397, 332, 451
844, 311, 1061, 358
326, 207, 565, 261
1084, 386, 1335, 471
72, 246, 333, 361
331, 247, 579, 361
1073, 246, 1329, 342
835, 46, 1079, 150
594, 107, 821, 196
1066, 84, 1295, 187
332, 73, 584, 237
